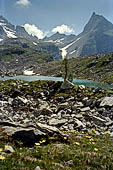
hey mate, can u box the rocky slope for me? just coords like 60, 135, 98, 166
0, 80, 113, 137
0, 80, 113, 169
30, 52, 113, 85
0, 38, 61, 76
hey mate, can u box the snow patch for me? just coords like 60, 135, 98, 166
33, 42, 38, 45
0, 20, 5, 22
23, 70, 35, 75
0, 39, 3, 42
0, 23, 6, 26
54, 39, 62, 43
44, 40, 54, 43
60, 37, 81, 59
44, 37, 64, 44
70, 50, 77, 55
2, 26, 17, 38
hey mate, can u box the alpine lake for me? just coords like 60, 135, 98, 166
0, 75, 113, 90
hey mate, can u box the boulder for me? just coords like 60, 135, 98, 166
74, 119, 85, 130
48, 118, 68, 126
58, 102, 69, 111
79, 107, 90, 112
105, 121, 113, 127
17, 96, 28, 104
100, 97, 113, 107
40, 108, 53, 116
0, 101, 8, 107
90, 115, 106, 125
4, 145, 15, 153
39, 101, 49, 110
78, 85, 86, 90
60, 80, 74, 90
34, 166, 41, 170
0, 121, 67, 146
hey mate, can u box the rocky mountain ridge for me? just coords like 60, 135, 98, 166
1, 12, 113, 59
44, 12, 113, 58
0, 15, 38, 42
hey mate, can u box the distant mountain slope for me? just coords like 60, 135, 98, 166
1, 13, 113, 60
0, 15, 38, 41
43, 32, 76, 47
65, 12, 113, 58
44, 12, 113, 58
0, 16, 61, 61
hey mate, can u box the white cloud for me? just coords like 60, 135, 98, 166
16, 0, 31, 7
24, 24, 45, 39
52, 24, 74, 34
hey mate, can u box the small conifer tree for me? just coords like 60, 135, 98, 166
62, 56, 73, 82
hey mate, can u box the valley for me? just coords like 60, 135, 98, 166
0, 11, 113, 170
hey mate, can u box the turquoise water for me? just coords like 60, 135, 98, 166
0, 75, 113, 90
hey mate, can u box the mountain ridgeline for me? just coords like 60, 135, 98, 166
0, 12, 113, 61
0, 15, 61, 62
44, 12, 113, 58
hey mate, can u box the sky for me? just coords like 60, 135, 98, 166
0, 0, 113, 39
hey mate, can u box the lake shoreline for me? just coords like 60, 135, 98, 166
0, 75, 113, 90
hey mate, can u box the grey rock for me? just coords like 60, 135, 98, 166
66, 109, 72, 114
79, 107, 90, 112
91, 115, 106, 125
4, 145, 15, 153
49, 118, 68, 126
78, 85, 86, 90
72, 102, 84, 110
57, 110, 66, 119
66, 97, 74, 102
50, 114, 57, 118
17, 96, 28, 104
1, 123, 45, 146
8, 98, 13, 105
66, 160, 74, 166
60, 80, 74, 89
34, 166, 41, 170
0, 101, 8, 107
75, 114, 83, 119
71, 114, 76, 118
40, 108, 53, 115
36, 123, 67, 139
100, 97, 113, 107
59, 102, 69, 107
105, 121, 113, 127
39, 101, 49, 110
111, 132, 113, 136
74, 119, 85, 129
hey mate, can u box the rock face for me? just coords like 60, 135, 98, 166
0, 80, 113, 145
44, 12, 113, 58
0, 15, 38, 41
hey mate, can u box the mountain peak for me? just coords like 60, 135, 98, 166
83, 12, 113, 33
92, 12, 96, 16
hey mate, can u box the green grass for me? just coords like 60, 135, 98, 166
40, 53, 113, 84
0, 128, 113, 170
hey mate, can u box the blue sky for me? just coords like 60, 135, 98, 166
0, 0, 113, 38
